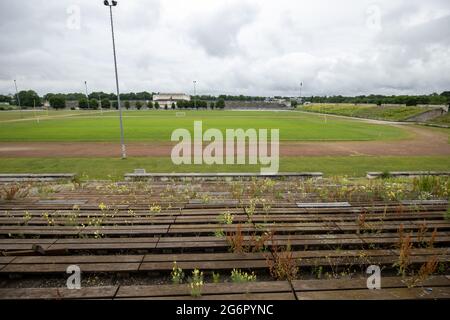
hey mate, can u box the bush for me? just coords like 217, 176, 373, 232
112, 101, 118, 109
154, 102, 160, 109
147, 101, 153, 109
135, 101, 142, 110
405, 97, 418, 106
101, 99, 111, 109
89, 99, 99, 110
78, 98, 89, 109
216, 99, 225, 109
124, 101, 130, 109
210, 102, 215, 109
171, 102, 176, 109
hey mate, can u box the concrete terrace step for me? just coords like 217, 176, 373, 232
367, 171, 450, 179
0, 173, 75, 182
124, 171, 323, 181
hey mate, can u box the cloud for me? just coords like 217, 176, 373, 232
0, 0, 449, 96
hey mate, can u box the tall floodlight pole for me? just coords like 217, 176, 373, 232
104, 0, 126, 159
193, 80, 197, 109
299, 82, 303, 103
84, 81, 91, 109
98, 94, 103, 114
14, 80, 22, 118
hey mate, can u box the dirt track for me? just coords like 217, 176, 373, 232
0, 125, 448, 157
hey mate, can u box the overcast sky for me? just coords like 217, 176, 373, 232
0, 0, 449, 97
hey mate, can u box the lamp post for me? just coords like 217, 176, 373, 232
98, 94, 103, 114
13, 80, 22, 118
299, 82, 303, 103
193, 80, 197, 109
104, 0, 126, 159
84, 81, 90, 109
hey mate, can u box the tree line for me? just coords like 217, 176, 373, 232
2, 90, 449, 109
303, 92, 450, 106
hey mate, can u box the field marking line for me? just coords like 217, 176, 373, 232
0, 110, 115, 124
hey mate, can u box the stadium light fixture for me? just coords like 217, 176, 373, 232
193, 80, 197, 109
13, 79, 22, 118
84, 81, 90, 109
104, 0, 126, 159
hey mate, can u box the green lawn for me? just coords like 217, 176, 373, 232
299, 103, 430, 121
0, 156, 448, 179
428, 113, 450, 125
0, 110, 409, 142
0, 109, 101, 121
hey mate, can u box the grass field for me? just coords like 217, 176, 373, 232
0, 156, 448, 179
299, 103, 430, 121
428, 112, 450, 125
0, 110, 409, 142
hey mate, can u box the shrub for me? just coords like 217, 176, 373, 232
78, 98, 89, 109
135, 101, 142, 110
101, 99, 111, 109
216, 99, 225, 109
188, 269, 203, 297
171, 261, 184, 284
154, 102, 160, 109
147, 101, 153, 109
230, 269, 256, 283
89, 99, 99, 110
124, 101, 130, 109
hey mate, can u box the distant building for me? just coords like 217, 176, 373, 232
152, 93, 190, 109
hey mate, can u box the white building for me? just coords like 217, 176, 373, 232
152, 93, 190, 109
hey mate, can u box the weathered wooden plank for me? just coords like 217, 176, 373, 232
115, 281, 292, 298
10, 255, 144, 264
296, 287, 450, 300
292, 276, 450, 291
1, 262, 141, 273
0, 286, 118, 300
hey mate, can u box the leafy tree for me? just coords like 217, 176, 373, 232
147, 101, 153, 109
49, 95, 66, 109
112, 101, 118, 109
171, 102, 176, 109
17, 90, 41, 108
154, 102, 160, 109
210, 102, 215, 109
78, 97, 89, 109
0, 94, 11, 104
164, 104, 168, 110
135, 101, 143, 110
405, 96, 418, 106
216, 99, 225, 109
101, 99, 111, 109
124, 101, 130, 109
89, 99, 99, 110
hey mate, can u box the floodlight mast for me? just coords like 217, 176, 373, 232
104, 0, 126, 159
193, 80, 197, 109
84, 81, 90, 109
299, 82, 302, 103
13, 80, 22, 118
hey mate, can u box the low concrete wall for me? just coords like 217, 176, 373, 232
0, 173, 75, 182
366, 171, 450, 179
124, 172, 323, 182
405, 108, 446, 122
